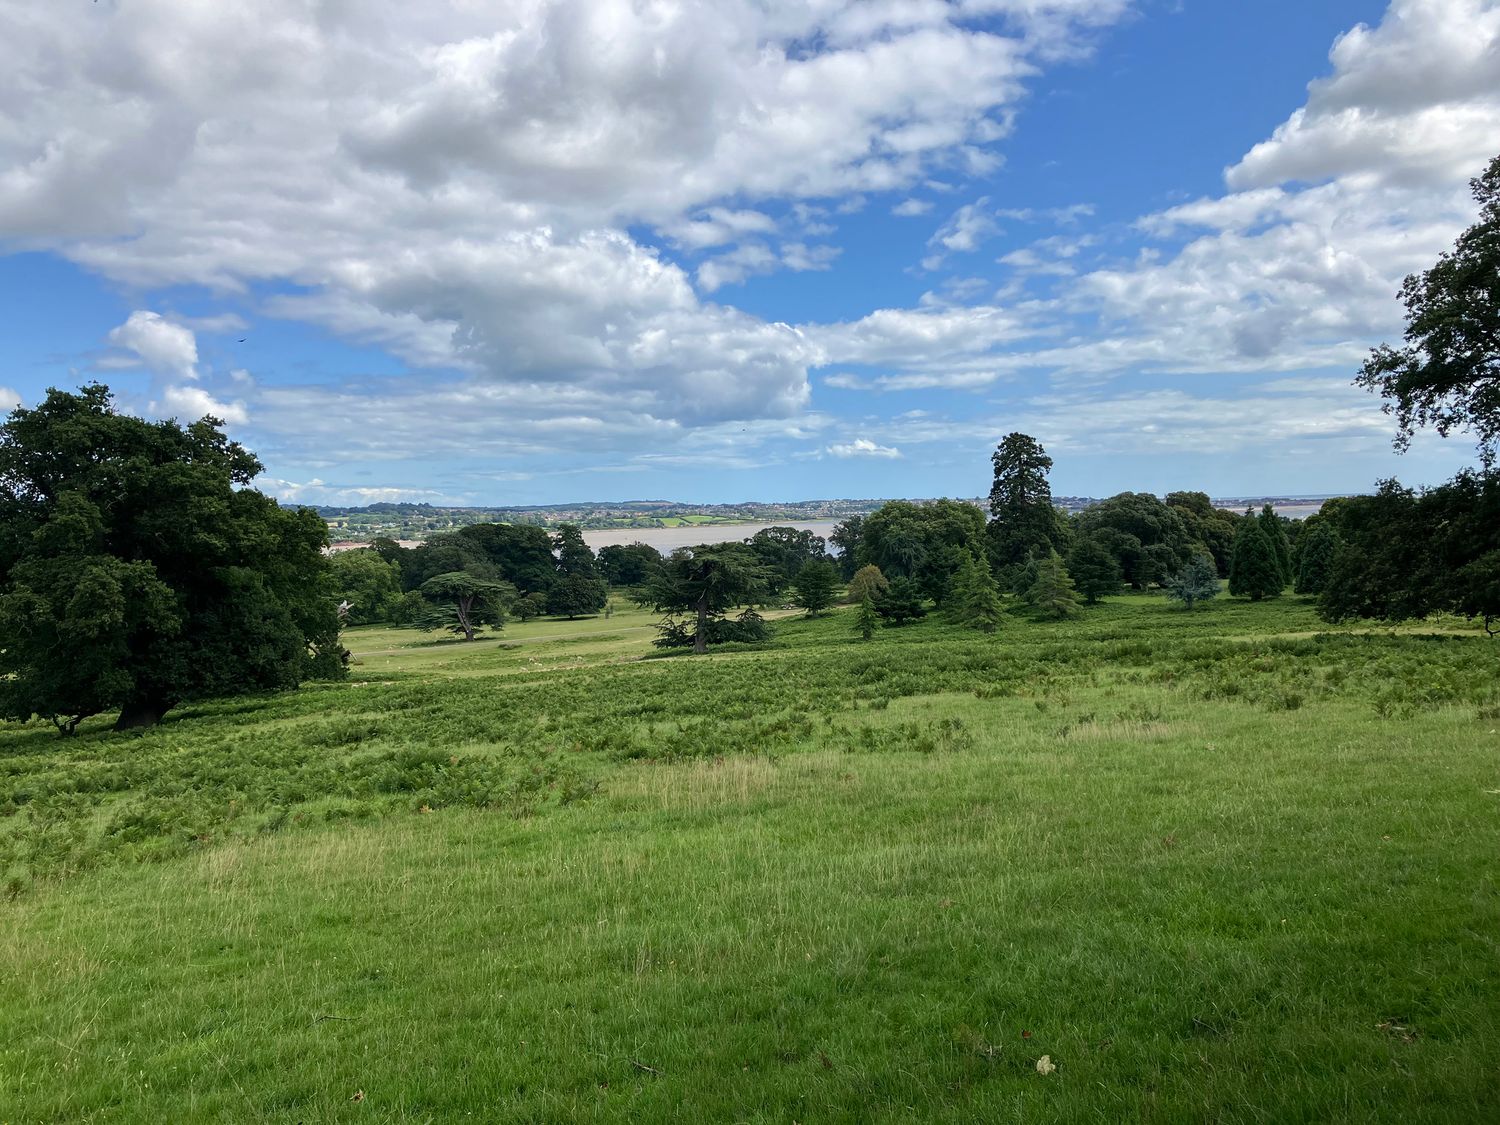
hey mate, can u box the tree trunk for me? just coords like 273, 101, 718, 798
457, 595, 476, 640
115, 697, 173, 731
694, 594, 709, 655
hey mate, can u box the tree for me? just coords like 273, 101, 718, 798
1066, 536, 1123, 605
854, 593, 879, 640
0, 384, 343, 732
747, 526, 828, 593
1073, 493, 1194, 587
874, 575, 927, 625
1294, 520, 1341, 595
1166, 491, 1240, 576
1317, 472, 1500, 633
597, 541, 663, 586
547, 524, 606, 618
329, 548, 404, 624
860, 498, 986, 604
1356, 153, 1500, 464
1228, 520, 1282, 601
1258, 504, 1293, 586
987, 433, 1069, 579
949, 550, 1004, 633
458, 523, 558, 596
1165, 554, 1219, 609
513, 590, 549, 622
790, 558, 840, 617
418, 571, 513, 641
830, 515, 866, 580
641, 543, 770, 654
846, 564, 889, 605
1025, 551, 1080, 619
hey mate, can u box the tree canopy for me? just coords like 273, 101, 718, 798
0, 384, 342, 732
987, 433, 1069, 577
641, 543, 770, 654
1356, 153, 1500, 463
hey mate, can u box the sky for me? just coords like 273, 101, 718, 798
1, 0, 1498, 506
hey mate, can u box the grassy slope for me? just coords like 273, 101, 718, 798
2, 596, 1499, 1122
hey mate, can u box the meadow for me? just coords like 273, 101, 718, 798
2, 594, 1498, 1122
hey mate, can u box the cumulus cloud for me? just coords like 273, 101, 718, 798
893, 198, 934, 216
0, 0, 1127, 448
0, 386, 19, 413
828, 438, 902, 458
105, 311, 199, 380
257, 477, 454, 507
154, 384, 249, 426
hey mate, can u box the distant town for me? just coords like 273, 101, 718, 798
314, 495, 1346, 544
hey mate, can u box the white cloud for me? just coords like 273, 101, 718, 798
105, 311, 200, 380
923, 197, 1002, 268
257, 477, 455, 507
828, 438, 902, 458
154, 384, 249, 426
893, 198, 934, 216
0, 0, 1129, 446
0, 386, 19, 413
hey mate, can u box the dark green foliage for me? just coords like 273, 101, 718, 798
874, 575, 927, 625
1166, 491, 1240, 575
401, 532, 498, 591
1356, 153, 1500, 462
1067, 535, 1123, 605
747, 526, 828, 593
1073, 493, 1194, 588
1318, 472, 1500, 632
1025, 550, 1080, 619
1294, 520, 1341, 596
846, 564, 889, 605
642, 543, 770, 653
860, 499, 986, 604
854, 593, 879, 640
597, 541, 663, 586
1166, 554, 1220, 609
986, 432, 1069, 578
0, 384, 342, 731
547, 524, 607, 618
1229, 520, 1283, 601
1258, 504, 1293, 585
790, 558, 840, 617
652, 607, 770, 649
949, 550, 1003, 633
418, 572, 514, 641
458, 523, 558, 595
513, 591, 549, 622
829, 515, 865, 579
329, 548, 404, 624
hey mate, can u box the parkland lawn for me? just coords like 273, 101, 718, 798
2, 595, 1498, 1122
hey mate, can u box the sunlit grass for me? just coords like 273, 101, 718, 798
2, 592, 1498, 1120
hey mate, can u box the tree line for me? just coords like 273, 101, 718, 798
2, 152, 1496, 729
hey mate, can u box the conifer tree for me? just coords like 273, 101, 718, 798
854, 593, 879, 640
950, 550, 1004, 633
790, 558, 840, 617
1257, 504, 1293, 585
1026, 550, 1080, 619
1066, 536, 1122, 605
1229, 520, 1283, 601
1165, 554, 1220, 609
1294, 520, 1342, 595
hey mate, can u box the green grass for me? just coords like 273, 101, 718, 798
3, 594, 1499, 1121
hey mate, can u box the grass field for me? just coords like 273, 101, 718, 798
2, 594, 1499, 1121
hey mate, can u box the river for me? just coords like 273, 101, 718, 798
579, 520, 843, 553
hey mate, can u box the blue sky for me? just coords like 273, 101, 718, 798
1, 0, 1496, 506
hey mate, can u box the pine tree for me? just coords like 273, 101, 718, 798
790, 558, 840, 617
1294, 520, 1341, 595
1229, 520, 1283, 601
1258, 504, 1293, 585
1165, 554, 1220, 609
854, 593, 879, 640
949, 550, 1004, 633
1066, 536, 1122, 605
875, 576, 927, 625
1026, 550, 1080, 619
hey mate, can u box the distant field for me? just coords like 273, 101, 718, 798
3, 594, 1498, 1122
